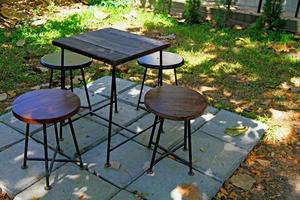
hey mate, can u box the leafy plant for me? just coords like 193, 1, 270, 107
88, 0, 130, 8
258, 0, 284, 30
215, 0, 234, 27
183, 0, 202, 24
154, 0, 172, 14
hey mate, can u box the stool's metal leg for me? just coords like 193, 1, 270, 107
70, 70, 73, 92
68, 119, 84, 169
59, 122, 63, 141
42, 124, 51, 190
148, 115, 158, 148
22, 123, 30, 169
183, 120, 187, 151
187, 120, 194, 176
49, 69, 53, 88
106, 65, 116, 167
137, 68, 148, 110
81, 68, 92, 111
148, 118, 164, 174
113, 73, 118, 113
174, 68, 178, 85
158, 50, 163, 86
54, 123, 61, 152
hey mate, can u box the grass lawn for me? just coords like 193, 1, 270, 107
0, 3, 300, 199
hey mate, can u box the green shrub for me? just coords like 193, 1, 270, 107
183, 0, 202, 24
88, 0, 130, 8
154, 0, 172, 14
258, 0, 284, 30
215, 0, 234, 27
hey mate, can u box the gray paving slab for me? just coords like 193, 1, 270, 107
110, 190, 136, 200
0, 122, 23, 151
200, 109, 267, 151
121, 106, 219, 150
87, 76, 136, 97
87, 101, 147, 131
118, 84, 152, 109
0, 112, 41, 134
14, 163, 120, 200
82, 134, 153, 188
32, 118, 113, 158
176, 130, 248, 181
73, 87, 108, 107
0, 139, 63, 197
127, 158, 222, 200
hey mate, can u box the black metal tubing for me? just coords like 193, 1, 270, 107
174, 68, 178, 85
70, 70, 74, 92
105, 65, 116, 167
187, 120, 193, 176
136, 67, 148, 110
27, 157, 79, 162
49, 69, 53, 88
54, 123, 61, 152
148, 115, 158, 148
159, 50, 163, 86
60, 48, 65, 89
257, 0, 263, 13
112, 73, 118, 113
183, 120, 187, 150
81, 68, 92, 111
42, 124, 51, 190
148, 118, 164, 173
21, 123, 30, 169
69, 118, 84, 168
296, 0, 300, 18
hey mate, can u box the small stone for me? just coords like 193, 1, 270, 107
94, 11, 109, 20
110, 161, 121, 170
31, 85, 41, 90
231, 174, 256, 191
0, 93, 8, 101
4, 32, 11, 37
16, 39, 25, 47
31, 19, 47, 26
36, 66, 48, 73
256, 159, 271, 167
157, 34, 176, 40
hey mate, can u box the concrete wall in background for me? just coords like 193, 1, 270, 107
236, 0, 299, 14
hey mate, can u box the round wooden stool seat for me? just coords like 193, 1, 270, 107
144, 86, 207, 121
40, 50, 92, 70
12, 89, 80, 124
137, 51, 184, 69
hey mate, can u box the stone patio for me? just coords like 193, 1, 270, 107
0, 76, 267, 200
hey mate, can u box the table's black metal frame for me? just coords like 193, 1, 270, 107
53, 29, 169, 167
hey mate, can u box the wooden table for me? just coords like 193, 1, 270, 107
53, 28, 170, 167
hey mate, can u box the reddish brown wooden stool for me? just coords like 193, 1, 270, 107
12, 89, 84, 190
144, 85, 207, 175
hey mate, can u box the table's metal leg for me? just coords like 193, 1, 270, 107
54, 123, 61, 152
42, 124, 51, 190
174, 68, 178, 85
187, 120, 194, 176
159, 50, 163, 86
70, 70, 73, 92
49, 69, 53, 88
81, 68, 92, 111
137, 67, 148, 110
183, 120, 187, 151
113, 74, 118, 113
60, 48, 65, 89
148, 115, 158, 148
147, 118, 164, 174
296, 0, 300, 18
105, 65, 116, 167
22, 123, 30, 169
257, 0, 263, 13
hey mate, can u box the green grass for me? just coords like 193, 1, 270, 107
0, 5, 299, 130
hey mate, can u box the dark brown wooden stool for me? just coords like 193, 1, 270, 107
144, 85, 207, 175
136, 51, 184, 110
12, 89, 84, 190
40, 50, 93, 111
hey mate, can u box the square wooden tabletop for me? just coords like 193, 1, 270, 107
53, 28, 170, 66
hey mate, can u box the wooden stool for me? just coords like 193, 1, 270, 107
40, 50, 93, 111
136, 51, 184, 110
144, 85, 207, 175
12, 89, 84, 190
